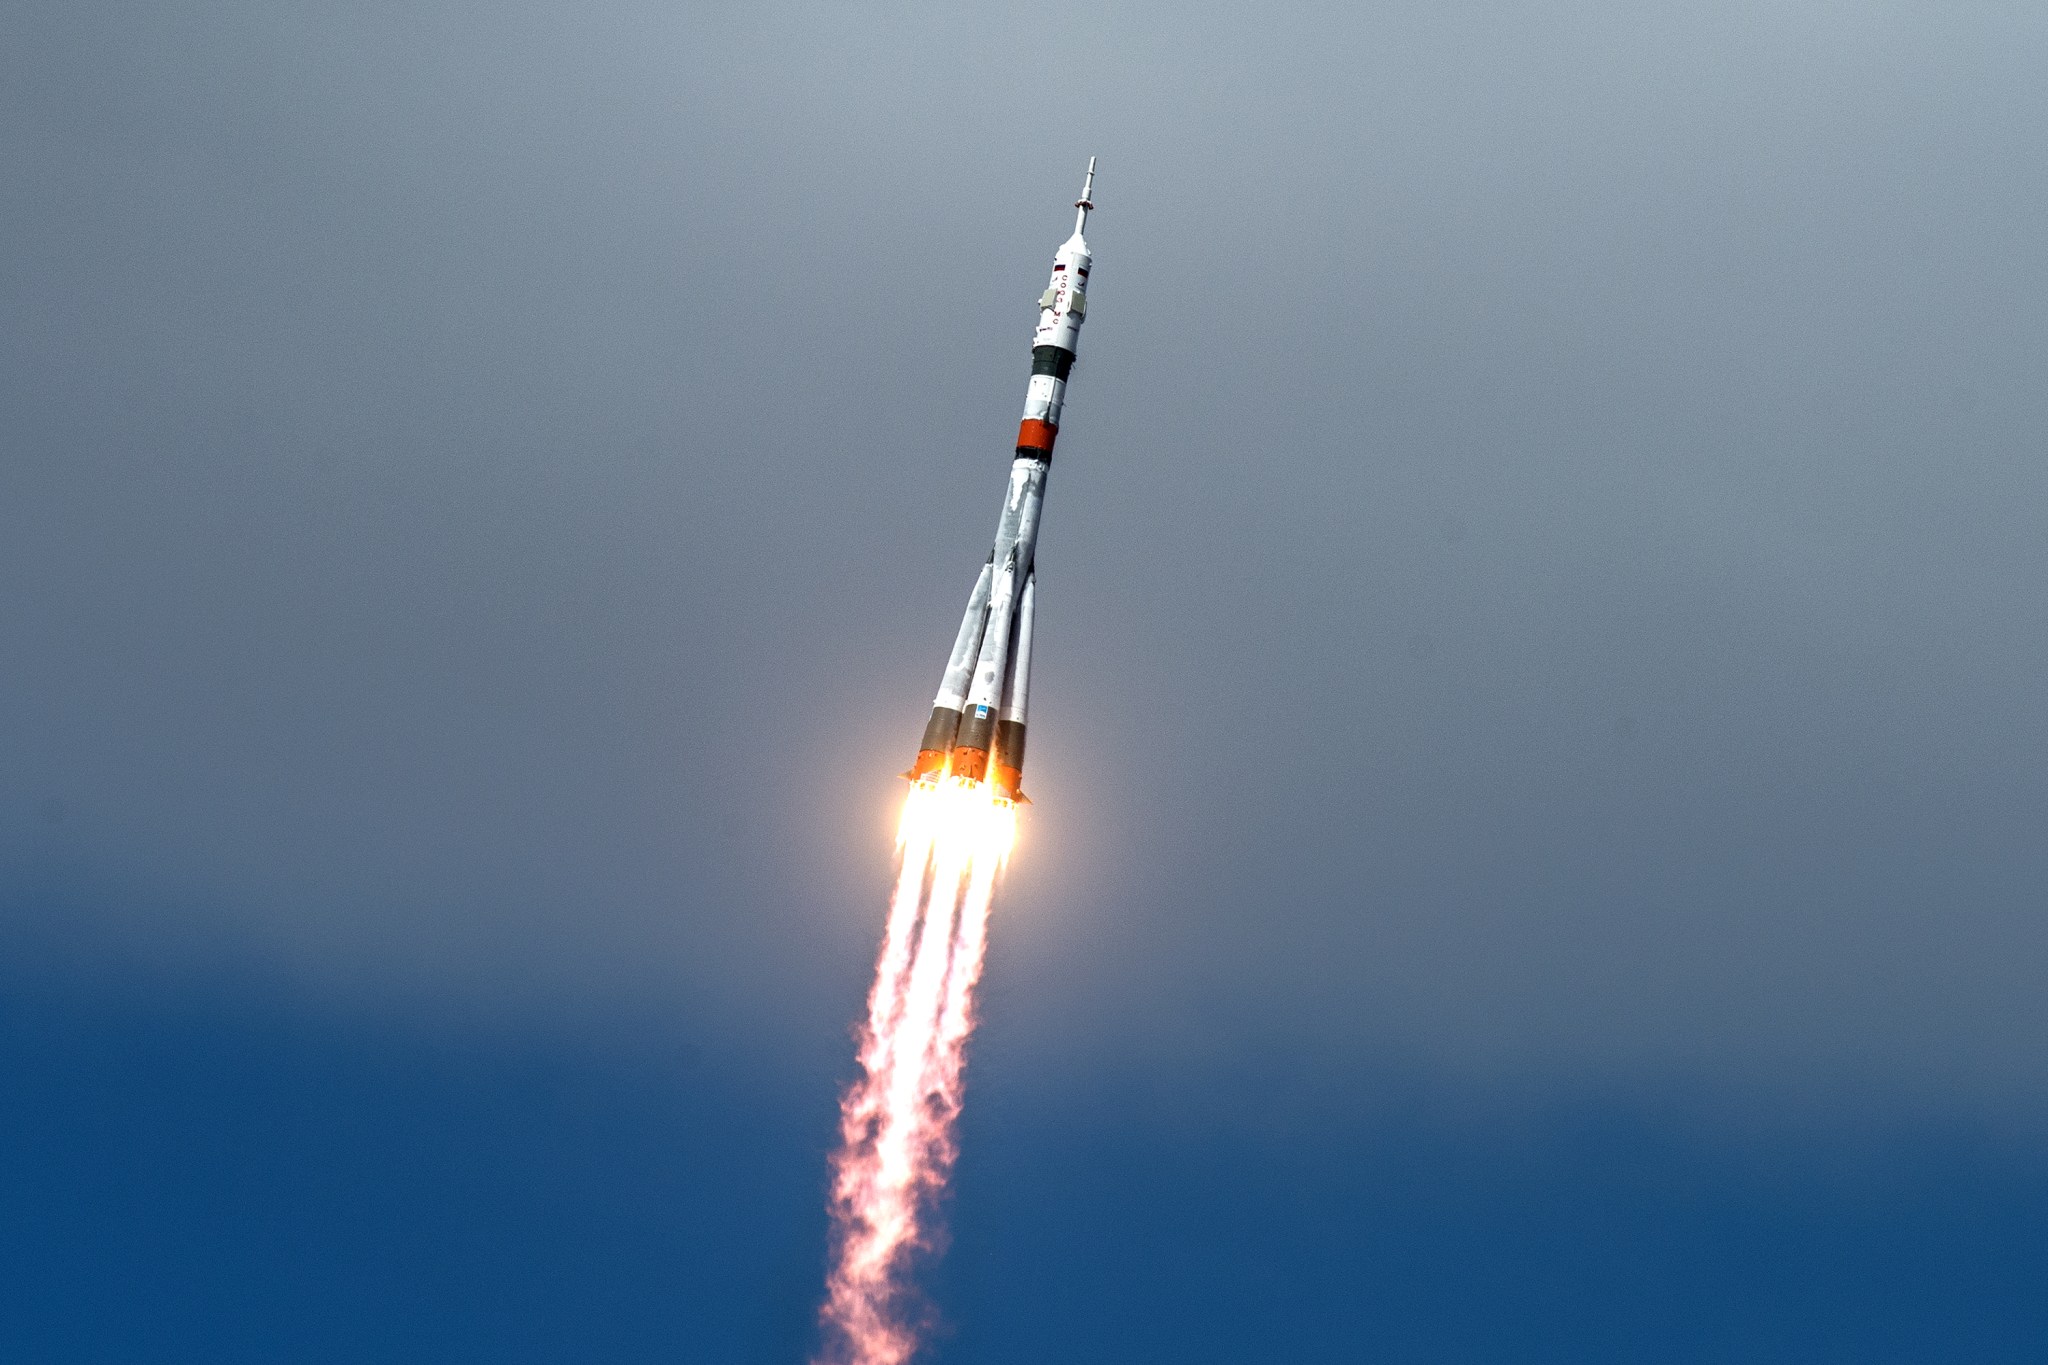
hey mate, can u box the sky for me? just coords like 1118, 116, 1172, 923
4, 1, 2048, 1359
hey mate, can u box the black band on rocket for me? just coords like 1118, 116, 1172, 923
919, 705, 963, 755
1030, 346, 1076, 380
993, 719, 1027, 777
952, 708, 995, 756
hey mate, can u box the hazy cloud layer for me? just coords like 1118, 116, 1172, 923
5, 1, 2046, 1112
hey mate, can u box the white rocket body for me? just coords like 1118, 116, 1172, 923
907, 162, 1097, 801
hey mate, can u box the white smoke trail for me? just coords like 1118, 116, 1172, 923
818, 781, 1014, 1365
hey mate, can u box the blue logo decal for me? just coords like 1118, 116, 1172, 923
975, 705, 990, 718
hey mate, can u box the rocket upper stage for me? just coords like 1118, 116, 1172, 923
906, 161, 1099, 801
1015, 159, 1095, 461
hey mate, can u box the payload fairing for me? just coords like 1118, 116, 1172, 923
905, 160, 1098, 802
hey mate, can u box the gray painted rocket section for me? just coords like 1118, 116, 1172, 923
963, 456, 1048, 716
932, 558, 994, 711
998, 572, 1035, 728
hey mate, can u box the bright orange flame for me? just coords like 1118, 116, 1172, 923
816, 778, 1017, 1365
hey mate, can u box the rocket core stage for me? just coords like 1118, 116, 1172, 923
905, 160, 1097, 801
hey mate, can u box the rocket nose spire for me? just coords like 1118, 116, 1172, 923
1073, 157, 1096, 234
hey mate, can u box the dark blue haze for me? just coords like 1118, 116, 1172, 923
3, 960, 2045, 1361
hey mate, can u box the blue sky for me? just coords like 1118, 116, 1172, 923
5, 1, 2048, 1358
2, 957, 2043, 1361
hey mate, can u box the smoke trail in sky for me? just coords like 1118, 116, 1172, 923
817, 779, 1016, 1365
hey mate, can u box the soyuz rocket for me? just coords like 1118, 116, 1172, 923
905, 160, 1099, 803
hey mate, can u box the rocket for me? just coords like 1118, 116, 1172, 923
905, 160, 1098, 803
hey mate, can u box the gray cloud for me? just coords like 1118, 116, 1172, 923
4, 1, 2046, 1112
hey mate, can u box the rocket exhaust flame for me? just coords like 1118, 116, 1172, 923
816, 161, 1098, 1365
818, 779, 1015, 1365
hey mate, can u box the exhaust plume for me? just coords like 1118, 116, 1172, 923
818, 161, 1099, 1364
816, 779, 1016, 1365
